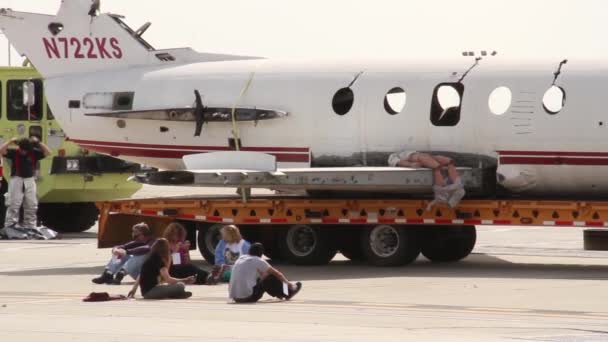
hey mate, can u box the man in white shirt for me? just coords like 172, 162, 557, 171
229, 243, 302, 303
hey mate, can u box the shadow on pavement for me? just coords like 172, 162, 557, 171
2, 253, 608, 281
58, 232, 98, 240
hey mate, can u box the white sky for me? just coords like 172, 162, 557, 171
0, 0, 605, 65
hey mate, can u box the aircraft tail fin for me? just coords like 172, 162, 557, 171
0, 0, 260, 78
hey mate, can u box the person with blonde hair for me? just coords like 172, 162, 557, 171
163, 222, 211, 284
128, 238, 195, 300
212, 225, 251, 282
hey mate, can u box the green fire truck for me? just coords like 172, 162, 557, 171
0, 66, 141, 232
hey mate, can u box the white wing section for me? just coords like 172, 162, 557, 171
183, 152, 277, 172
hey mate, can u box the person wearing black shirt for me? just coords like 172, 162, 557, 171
128, 238, 195, 300
0, 137, 51, 229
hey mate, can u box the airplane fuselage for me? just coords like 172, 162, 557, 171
43, 58, 608, 196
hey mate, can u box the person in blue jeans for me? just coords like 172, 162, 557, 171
212, 225, 251, 282
92, 223, 156, 285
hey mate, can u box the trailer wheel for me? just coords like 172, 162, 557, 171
420, 226, 477, 262
361, 225, 420, 266
279, 225, 337, 265
38, 202, 99, 233
197, 223, 224, 264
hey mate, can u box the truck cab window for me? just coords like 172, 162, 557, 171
7, 79, 44, 121
47, 105, 55, 120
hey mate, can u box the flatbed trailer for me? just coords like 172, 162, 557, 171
97, 195, 608, 266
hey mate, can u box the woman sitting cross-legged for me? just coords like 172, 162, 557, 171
128, 238, 195, 300
163, 222, 211, 285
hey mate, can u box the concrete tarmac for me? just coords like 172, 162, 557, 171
1, 186, 608, 341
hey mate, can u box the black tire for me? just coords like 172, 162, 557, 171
361, 225, 420, 267
196, 223, 224, 264
278, 225, 337, 265
420, 226, 477, 262
337, 228, 365, 261
38, 202, 99, 233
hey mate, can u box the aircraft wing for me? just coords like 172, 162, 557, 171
131, 167, 485, 194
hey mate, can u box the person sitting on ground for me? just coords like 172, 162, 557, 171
229, 242, 301, 303
212, 225, 251, 282
92, 222, 155, 285
388, 151, 466, 208
128, 238, 195, 300
163, 222, 211, 285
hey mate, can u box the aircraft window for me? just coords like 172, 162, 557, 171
543, 86, 565, 114
332, 88, 355, 115
7, 79, 43, 121
488, 86, 512, 115
384, 87, 406, 115
430, 83, 464, 126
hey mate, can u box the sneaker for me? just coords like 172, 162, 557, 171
175, 291, 193, 299
205, 274, 218, 285
285, 282, 302, 301
112, 271, 126, 285
92, 271, 114, 285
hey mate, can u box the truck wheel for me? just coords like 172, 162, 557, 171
279, 225, 337, 265
38, 203, 99, 233
361, 225, 420, 266
420, 226, 477, 262
197, 223, 223, 264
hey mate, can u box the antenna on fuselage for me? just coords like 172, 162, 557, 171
88, 0, 101, 35
348, 71, 364, 88
552, 59, 568, 85
458, 57, 482, 83
89, 0, 101, 17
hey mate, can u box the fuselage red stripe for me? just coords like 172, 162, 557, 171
71, 139, 310, 153
77, 144, 310, 163
497, 151, 608, 157
500, 157, 608, 166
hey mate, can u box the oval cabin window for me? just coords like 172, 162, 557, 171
488, 86, 512, 115
332, 88, 355, 115
384, 87, 407, 115
543, 86, 565, 114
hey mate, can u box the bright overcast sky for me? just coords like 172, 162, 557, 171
0, 0, 605, 65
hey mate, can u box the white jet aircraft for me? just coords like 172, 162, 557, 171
0, 0, 605, 197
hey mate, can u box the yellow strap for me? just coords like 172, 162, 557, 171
231, 72, 256, 151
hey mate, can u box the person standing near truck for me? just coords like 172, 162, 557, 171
0, 137, 51, 229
